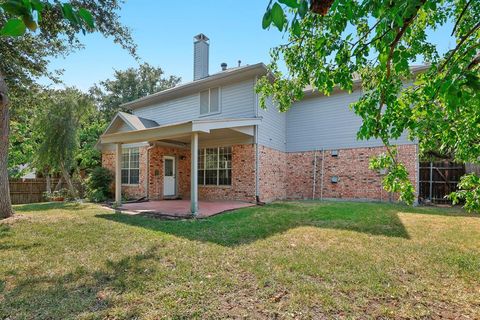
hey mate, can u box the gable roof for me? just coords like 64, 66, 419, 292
121, 63, 269, 110
103, 112, 159, 135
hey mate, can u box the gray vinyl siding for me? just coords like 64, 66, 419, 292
117, 122, 133, 132
286, 90, 414, 152
132, 79, 255, 124
257, 96, 286, 151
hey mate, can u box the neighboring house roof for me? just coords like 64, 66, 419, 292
122, 63, 269, 110
303, 64, 430, 96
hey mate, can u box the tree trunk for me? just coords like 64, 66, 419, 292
60, 162, 77, 199
54, 176, 63, 191
46, 173, 52, 194
0, 71, 13, 219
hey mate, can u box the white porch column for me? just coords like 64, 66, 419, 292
115, 143, 122, 205
190, 132, 199, 215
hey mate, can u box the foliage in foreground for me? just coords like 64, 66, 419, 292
257, 0, 480, 211
0, 0, 136, 218
450, 173, 480, 212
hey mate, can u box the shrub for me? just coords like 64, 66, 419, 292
449, 173, 480, 213
86, 167, 113, 203
43, 189, 69, 202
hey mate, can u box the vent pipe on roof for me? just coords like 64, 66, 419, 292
221, 62, 227, 71
193, 33, 209, 80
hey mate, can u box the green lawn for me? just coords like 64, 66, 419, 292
1, 201, 479, 319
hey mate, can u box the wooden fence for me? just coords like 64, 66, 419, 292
9, 178, 62, 204
419, 161, 465, 204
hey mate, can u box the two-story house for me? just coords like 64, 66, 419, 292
98, 34, 419, 214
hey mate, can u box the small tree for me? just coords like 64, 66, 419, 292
35, 88, 93, 198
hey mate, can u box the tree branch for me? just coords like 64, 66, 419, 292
439, 21, 480, 72
451, 0, 473, 37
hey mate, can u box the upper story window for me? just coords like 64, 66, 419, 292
121, 147, 140, 185
200, 87, 220, 115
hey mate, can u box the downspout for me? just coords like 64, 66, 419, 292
415, 144, 420, 206
320, 148, 325, 201
312, 149, 317, 200
255, 125, 260, 203
146, 143, 155, 199
254, 76, 261, 204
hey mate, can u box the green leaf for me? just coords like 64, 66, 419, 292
62, 3, 78, 25
1, 0, 28, 16
262, 9, 272, 29
279, 0, 300, 8
22, 14, 37, 31
0, 18, 27, 36
78, 8, 94, 29
271, 2, 285, 31
379, 52, 388, 67
292, 19, 301, 37
298, 0, 308, 18
30, 0, 44, 12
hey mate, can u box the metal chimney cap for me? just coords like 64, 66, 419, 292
194, 33, 209, 42
221, 62, 227, 71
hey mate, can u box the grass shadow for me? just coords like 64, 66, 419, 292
14, 202, 83, 213
0, 225, 10, 238
0, 246, 159, 319
96, 201, 412, 247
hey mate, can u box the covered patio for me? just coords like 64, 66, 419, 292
99, 113, 262, 215
118, 199, 255, 218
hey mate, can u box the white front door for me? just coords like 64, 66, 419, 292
163, 156, 176, 196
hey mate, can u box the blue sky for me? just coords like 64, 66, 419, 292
44, 0, 286, 91
43, 1, 455, 91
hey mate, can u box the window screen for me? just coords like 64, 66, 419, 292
121, 147, 140, 185
199, 88, 220, 115
197, 146, 232, 186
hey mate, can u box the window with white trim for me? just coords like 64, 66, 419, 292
121, 147, 140, 185
200, 87, 220, 115
198, 146, 232, 186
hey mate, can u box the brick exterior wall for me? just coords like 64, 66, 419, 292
259, 144, 418, 202
102, 143, 418, 203
102, 144, 256, 202
102, 146, 149, 199
258, 145, 286, 202
197, 144, 256, 202
147, 146, 191, 200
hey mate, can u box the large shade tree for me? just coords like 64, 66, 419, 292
90, 62, 181, 121
257, 0, 480, 211
0, 0, 136, 218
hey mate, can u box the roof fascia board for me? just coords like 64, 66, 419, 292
101, 122, 199, 144
192, 118, 262, 132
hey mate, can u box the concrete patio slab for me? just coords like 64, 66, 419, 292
119, 200, 255, 218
